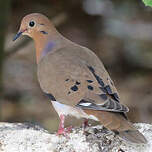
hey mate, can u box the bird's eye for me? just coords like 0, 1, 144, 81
29, 21, 35, 27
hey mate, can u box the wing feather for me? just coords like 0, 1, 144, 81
38, 46, 129, 114
76, 97, 129, 113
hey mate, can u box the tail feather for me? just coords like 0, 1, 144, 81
119, 130, 147, 144
83, 109, 147, 144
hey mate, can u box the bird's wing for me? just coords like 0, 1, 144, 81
74, 64, 129, 113
38, 45, 129, 113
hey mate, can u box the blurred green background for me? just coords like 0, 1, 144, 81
0, 0, 152, 132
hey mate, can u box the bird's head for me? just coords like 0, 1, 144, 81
13, 13, 52, 41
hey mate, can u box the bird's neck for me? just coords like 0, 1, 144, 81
34, 31, 67, 63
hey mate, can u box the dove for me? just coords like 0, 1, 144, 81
13, 13, 147, 143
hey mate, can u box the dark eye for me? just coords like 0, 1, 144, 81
29, 21, 35, 27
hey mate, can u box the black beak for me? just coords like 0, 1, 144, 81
13, 31, 23, 41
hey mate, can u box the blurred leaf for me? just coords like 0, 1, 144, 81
142, 0, 152, 7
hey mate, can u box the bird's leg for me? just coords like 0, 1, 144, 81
57, 114, 72, 136
57, 114, 65, 135
82, 119, 89, 129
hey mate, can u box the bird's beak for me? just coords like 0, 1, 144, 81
13, 29, 27, 41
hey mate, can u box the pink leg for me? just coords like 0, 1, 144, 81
57, 114, 72, 136
83, 119, 89, 129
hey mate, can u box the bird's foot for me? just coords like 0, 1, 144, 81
57, 126, 72, 136
57, 114, 72, 136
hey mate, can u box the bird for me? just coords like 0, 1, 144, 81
13, 13, 147, 144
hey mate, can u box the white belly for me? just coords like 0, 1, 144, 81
51, 101, 99, 121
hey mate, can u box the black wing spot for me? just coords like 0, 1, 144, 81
87, 80, 93, 83
87, 66, 120, 103
71, 85, 78, 91
76, 81, 81, 85
87, 66, 104, 87
68, 91, 71, 95
88, 85, 94, 90
87, 66, 95, 73
95, 75, 104, 87
99, 94, 108, 100
45, 93, 56, 101
65, 78, 69, 81
99, 87, 106, 93
105, 85, 112, 94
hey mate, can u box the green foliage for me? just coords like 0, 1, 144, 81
142, 0, 152, 7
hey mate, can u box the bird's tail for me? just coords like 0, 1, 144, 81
83, 109, 147, 144
118, 129, 147, 144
